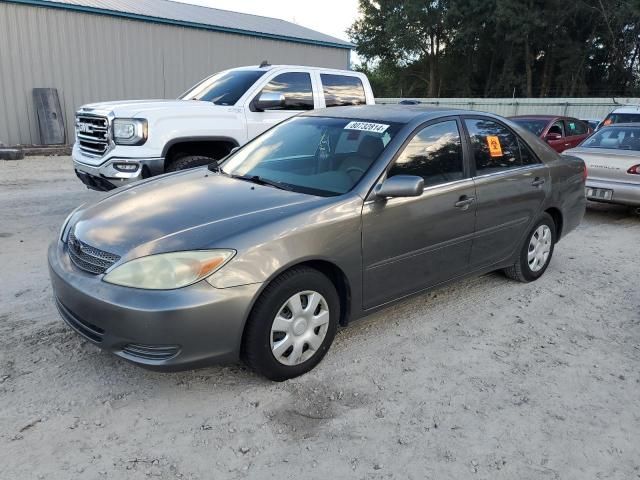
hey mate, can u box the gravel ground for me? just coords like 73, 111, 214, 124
1, 156, 639, 480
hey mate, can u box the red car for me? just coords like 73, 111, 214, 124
509, 115, 592, 153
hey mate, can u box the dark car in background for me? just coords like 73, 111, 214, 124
509, 115, 592, 153
49, 106, 586, 380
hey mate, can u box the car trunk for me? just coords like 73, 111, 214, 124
573, 149, 640, 184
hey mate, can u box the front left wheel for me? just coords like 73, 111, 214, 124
241, 267, 340, 381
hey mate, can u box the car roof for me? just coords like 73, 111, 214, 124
509, 115, 562, 121
229, 64, 363, 75
609, 106, 640, 114
302, 105, 478, 124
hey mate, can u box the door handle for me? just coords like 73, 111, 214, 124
454, 196, 475, 210
531, 177, 546, 187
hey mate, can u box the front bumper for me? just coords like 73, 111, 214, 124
72, 146, 164, 191
586, 178, 640, 206
48, 241, 261, 370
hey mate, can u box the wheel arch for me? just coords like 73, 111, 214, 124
544, 206, 563, 240
162, 136, 239, 171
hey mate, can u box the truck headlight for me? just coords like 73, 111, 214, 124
103, 250, 235, 290
113, 118, 148, 146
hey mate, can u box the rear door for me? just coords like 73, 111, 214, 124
361, 118, 476, 308
564, 118, 590, 149
463, 117, 549, 269
245, 71, 316, 140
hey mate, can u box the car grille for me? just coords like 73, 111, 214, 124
121, 344, 181, 361
67, 229, 120, 274
75, 113, 110, 156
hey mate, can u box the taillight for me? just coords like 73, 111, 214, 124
583, 163, 588, 181
627, 164, 640, 175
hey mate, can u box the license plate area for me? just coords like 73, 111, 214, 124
585, 187, 613, 200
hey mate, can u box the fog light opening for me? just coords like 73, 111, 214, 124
113, 162, 139, 173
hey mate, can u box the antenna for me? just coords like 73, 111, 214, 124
259, 60, 271, 68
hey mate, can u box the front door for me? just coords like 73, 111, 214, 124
545, 120, 569, 152
362, 119, 476, 309
245, 71, 316, 141
463, 117, 548, 269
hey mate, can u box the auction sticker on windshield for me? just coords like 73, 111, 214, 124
345, 121, 390, 134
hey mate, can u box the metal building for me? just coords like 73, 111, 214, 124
0, 0, 352, 146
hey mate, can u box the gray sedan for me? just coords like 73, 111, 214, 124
564, 123, 640, 207
49, 106, 586, 380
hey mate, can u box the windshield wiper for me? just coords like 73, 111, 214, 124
231, 174, 294, 191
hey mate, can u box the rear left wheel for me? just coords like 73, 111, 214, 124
504, 213, 556, 282
241, 267, 340, 381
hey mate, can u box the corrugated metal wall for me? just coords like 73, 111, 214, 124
377, 98, 640, 119
0, 2, 350, 146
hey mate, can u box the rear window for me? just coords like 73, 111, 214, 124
581, 126, 640, 151
602, 112, 640, 127
511, 119, 548, 137
321, 74, 366, 107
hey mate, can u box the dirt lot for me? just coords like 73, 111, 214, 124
1, 156, 639, 479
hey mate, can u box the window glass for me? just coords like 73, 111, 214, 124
566, 119, 587, 136
388, 121, 463, 186
259, 72, 314, 110
510, 119, 548, 136
465, 118, 523, 174
321, 74, 366, 107
518, 138, 540, 165
222, 117, 401, 197
581, 126, 640, 151
548, 121, 564, 137
602, 113, 640, 126
180, 70, 266, 105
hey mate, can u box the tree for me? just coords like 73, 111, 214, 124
350, 0, 640, 98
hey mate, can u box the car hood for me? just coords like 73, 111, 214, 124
79, 99, 235, 118
71, 169, 323, 260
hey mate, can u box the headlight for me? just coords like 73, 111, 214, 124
113, 118, 147, 146
103, 250, 235, 290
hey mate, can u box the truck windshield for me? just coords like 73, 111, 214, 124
180, 70, 266, 105
221, 116, 401, 197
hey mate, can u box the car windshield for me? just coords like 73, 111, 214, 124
580, 126, 640, 151
179, 70, 266, 105
511, 119, 548, 136
602, 112, 640, 127
221, 116, 401, 197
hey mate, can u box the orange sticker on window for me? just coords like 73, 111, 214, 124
486, 135, 503, 157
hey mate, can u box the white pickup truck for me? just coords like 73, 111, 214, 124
72, 64, 375, 190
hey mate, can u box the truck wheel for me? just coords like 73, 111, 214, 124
242, 266, 340, 381
166, 155, 216, 172
503, 213, 556, 282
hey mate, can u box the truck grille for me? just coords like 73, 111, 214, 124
67, 229, 120, 274
75, 113, 110, 156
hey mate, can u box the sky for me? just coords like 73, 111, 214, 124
171, 0, 360, 43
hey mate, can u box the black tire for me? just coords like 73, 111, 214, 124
242, 266, 340, 381
504, 213, 556, 283
166, 154, 216, 172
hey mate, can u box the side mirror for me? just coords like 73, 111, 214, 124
255, 92, 285, 111
545, 132, 562, 142
376, 175, 424, 198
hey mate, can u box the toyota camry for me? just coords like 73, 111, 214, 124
49, 106, 586, 380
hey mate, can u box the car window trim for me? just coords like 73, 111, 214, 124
460, 114, 543, 176
363, 116, 472, 202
